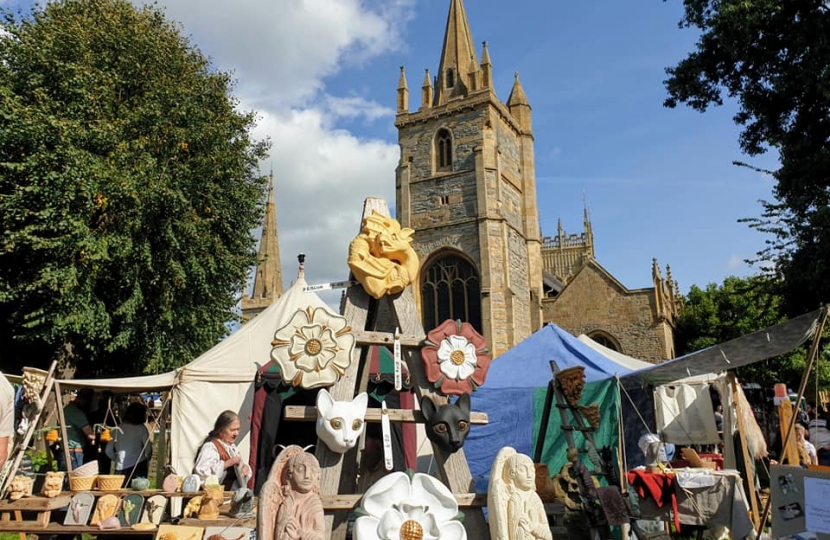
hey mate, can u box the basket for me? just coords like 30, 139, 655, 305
69, 474, 97, 492
96, 474, 125, 491
72, 460, 99, 477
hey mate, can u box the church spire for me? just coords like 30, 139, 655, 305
421, 68, 434, 110
435, 0, 479, 106
397, 66, 409, 113
241, 169, 284, 321
480, 41, 493, 90
507, 72, 532, 133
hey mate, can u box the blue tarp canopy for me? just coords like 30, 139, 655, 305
466, 324, 639, 492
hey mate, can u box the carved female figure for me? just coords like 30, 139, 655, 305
258, 445, 325, 540
488, 447, 552, 540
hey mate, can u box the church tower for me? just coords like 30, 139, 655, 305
241, 171, 284, 321
395, 0, 544, 355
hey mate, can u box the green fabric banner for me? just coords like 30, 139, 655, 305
531, 378, 620, 479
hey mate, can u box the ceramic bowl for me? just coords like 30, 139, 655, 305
131, 477, 150, 491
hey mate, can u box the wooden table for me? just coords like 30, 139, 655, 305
0, 490, 254, 537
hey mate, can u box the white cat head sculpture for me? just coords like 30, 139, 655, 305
316, 389, 368, 454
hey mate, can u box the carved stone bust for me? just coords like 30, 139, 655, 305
257, 445, 325, 540
488, 447, 552, 540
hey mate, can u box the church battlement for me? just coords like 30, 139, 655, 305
542, 232, 590, 249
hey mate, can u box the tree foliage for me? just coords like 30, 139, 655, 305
676, 276, 828, 390
0, 0, 269, 376
664, 0, 830, 316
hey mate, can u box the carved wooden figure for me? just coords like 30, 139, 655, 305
488, 447, 552, 540
258, 445, 325, 540
555, 367, 585, 407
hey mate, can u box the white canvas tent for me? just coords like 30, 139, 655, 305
57, 273, 331, 476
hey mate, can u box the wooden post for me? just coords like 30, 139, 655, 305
728, 373, 760, 532
53, 381, 73, 473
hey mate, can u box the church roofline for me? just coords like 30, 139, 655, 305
555, 259, 655, 298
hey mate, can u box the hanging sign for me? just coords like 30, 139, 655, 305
302, 280, 357, 293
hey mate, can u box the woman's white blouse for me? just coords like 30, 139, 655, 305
193, 439, 250, 488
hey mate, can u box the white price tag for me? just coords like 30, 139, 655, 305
393, 327, 402, 391
381, 401, 394, 471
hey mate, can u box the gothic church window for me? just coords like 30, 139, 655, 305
421, 253, 482, 334
587, 330, 622, 353
446, 68, 455, 88
435, 129, 452, 171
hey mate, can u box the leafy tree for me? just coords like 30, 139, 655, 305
676, 276, 828, 390
663, 0, 830, 317
0, 0, 269, 377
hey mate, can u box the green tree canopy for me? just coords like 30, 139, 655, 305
0, 0, 269, 377
676, 276, 828, 390
664, 0, 830, 317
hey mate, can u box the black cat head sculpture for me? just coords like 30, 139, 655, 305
421, 394, 471, 454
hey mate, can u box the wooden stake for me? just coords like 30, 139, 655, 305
53, 381, 72, 473
729, 372, 760, 532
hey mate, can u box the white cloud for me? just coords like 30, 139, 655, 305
726, 254, 745, 270
147, 0, 415, 107
325, 95, 395, 122
135, 0, 415, 304
254, 107, 398, 293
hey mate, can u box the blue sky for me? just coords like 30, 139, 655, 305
2, 0, 780, 300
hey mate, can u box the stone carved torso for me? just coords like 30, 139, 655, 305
257, 445, 325, 540
488, 447, 552, 540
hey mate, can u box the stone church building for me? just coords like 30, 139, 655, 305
394, 0, 681, 362
244, 0, 682, 363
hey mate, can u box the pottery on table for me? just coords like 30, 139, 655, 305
131, 477, 150, 491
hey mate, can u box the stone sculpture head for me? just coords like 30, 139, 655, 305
505, 452, 536, 492
286, 451, 321, 495
42, 471, 64, 497
8, 475, 33, 500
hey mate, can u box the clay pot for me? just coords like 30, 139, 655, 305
534, 463, 557, 503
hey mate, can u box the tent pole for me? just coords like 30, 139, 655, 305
53, 381, 73, 473
729, 372, 760, 532
758, 305, 828, 533
534, 377, 556, 463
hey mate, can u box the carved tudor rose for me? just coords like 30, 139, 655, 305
421, 319, 491, 396
354, 470, 466, 540
271, 306, 356, 389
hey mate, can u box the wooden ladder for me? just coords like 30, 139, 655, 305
283, 198, 489, 540
1, 361, 59, 498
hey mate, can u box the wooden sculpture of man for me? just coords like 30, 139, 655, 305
488, 447, 552, 540
258, 446, 325, 540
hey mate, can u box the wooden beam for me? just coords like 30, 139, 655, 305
53, 381, 72, 474
319, 492, 487, 510
353, 329, 424, 347
284, 406, 489, 425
